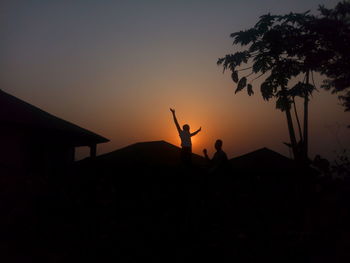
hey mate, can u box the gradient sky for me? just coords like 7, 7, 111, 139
1, 0, 349, 161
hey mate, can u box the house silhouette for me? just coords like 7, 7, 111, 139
0, 90, 109, 175
94, 140, 206, 167
229, 147, 317, 176
230, 147, 296, 174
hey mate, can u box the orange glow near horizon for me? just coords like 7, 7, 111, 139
66, 82, 349, 162
2, 0, 349, 162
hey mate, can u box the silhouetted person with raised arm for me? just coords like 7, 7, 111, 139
203, 139, 229, 174
170, 108, 201, 166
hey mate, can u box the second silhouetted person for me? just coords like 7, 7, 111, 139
203, 139, 229, 173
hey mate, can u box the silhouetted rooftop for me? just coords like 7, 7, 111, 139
92, 140, 206, 167
0, 89, 109, 146
230, 147, 298, 174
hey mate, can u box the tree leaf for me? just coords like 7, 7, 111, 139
276, 95, 292, 112
235, 77, 247, 94
231, 71, 239, 83
247, 84, 254, 96
290, 82, 315, 97
260, 81, 274, 100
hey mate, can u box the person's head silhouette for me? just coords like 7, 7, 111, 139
183, 124, 190, 132
215, 139, 223, 151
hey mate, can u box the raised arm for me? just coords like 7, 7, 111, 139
190, 127, 201, 137
170, 108, 181, 133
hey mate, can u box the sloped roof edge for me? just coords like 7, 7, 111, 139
230, 147, 290, 162
0, 89, 109, 145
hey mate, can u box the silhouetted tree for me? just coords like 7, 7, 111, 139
314, 1, 350, 113
218, 12, 315, 162
217, 1, 350, 162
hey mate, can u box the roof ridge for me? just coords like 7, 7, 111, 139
0, 90, 109, 144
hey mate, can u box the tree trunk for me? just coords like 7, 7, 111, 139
303, 71, 310, 162
293, 97, 303, 142
285, 106, 299, 160
281, 85, 299, 160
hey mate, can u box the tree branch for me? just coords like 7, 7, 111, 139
237, 66, 253, 72
244, 72, 254, 78
251, 72, 266, 83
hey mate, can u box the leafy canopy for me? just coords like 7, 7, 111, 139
218, 1, 350, 111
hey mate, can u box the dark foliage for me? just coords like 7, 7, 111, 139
217, 1, 350, 162
316, 1, 350, 111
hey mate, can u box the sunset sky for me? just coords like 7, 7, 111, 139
1, 0, 349, 161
